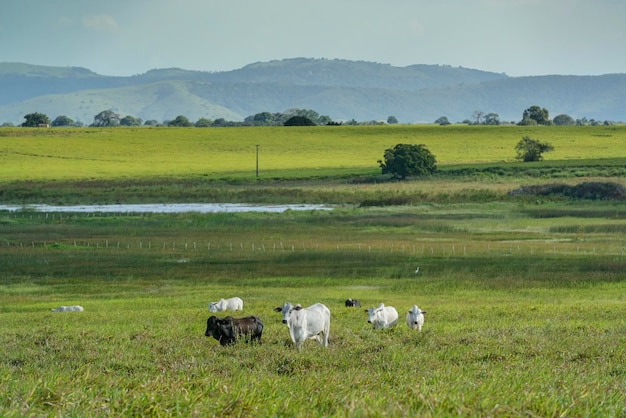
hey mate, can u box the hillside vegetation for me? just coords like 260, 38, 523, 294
1, 58, 625, 124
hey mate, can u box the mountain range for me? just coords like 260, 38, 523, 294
1, 58, 625, 125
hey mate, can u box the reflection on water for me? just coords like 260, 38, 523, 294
0, 203, 333, 214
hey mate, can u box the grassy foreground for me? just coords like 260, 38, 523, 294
1, 203, 626, 417
1, 125, 626, 416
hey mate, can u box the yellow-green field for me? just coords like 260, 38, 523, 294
1, 125, 625, 181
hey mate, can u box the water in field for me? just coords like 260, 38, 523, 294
0, 203, 333, 214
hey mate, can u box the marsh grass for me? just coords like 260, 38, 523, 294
2, 202, 626, 416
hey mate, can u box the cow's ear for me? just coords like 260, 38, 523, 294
422, 311, 427, 314
273, 307, 282, 312
294, 305, 302, 311
364, 309, 368, 312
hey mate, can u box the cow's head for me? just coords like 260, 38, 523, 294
407, 306, 426, 324
205, 315, 219, 337
274, 302, 293, 324
365, 304, 384, 323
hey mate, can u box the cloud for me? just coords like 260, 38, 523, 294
81, 14, 118, 32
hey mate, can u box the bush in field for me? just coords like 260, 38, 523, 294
51, 115, 75, 127
515, 136, 554, 162
553, 114, 575, 126
570, 182, 626, 200
120, 115, 142, 126
168, 115, 193, 127
284, 116, 316, 126
510, 182, 625, 200
378, 143, 437, 179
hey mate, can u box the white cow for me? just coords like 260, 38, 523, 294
365, 303, 398, 329
274, 302, 330, 349
51, 305, 84, 312
406, 305, 426, 331
208, 297, 243, 312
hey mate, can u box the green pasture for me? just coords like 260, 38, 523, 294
1, 125, 626, 416
1, 202, 626, 416
1, 125, 625, 181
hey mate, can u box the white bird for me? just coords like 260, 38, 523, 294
415, 266, 420, 274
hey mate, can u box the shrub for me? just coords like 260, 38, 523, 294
515, 136, 554, 162
509, 182, 625, 200
378, 144, 437, 179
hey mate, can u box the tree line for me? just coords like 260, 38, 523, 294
436, 105, 616, 126
6, 104, 617, 128
12, 109, 338, 128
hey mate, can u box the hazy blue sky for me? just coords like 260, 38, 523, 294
1, 0, 624, 77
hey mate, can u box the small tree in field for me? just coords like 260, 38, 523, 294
515, 136, 554, 162
22, 112, 50, 127
378, 143, 437, 179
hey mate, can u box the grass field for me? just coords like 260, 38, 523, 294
1, 125, 625, 416
1, 125, 625, 181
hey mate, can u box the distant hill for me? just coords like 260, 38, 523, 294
0, 58, 624, 125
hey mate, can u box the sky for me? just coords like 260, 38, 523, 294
1, 0, 625, 77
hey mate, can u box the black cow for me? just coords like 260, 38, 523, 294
205, 315, 264, 346
345, 298, 361, 307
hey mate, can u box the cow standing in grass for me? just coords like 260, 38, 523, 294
365, 303, 398, 329
406, 305, 426, 331
274, 302, 330, 349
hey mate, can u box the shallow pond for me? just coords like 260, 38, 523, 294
0, 203, 333, 214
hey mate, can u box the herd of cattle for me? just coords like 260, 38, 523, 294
204, 297, 426, 349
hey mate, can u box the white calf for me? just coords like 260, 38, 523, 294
274, 302, 330, 349
208, 297, 243, 312
51, 305, 84, 312
365, 303, 398, 329
406, 305, 426, 331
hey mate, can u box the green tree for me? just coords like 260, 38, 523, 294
378, 143, 437, 179
484, 113, 500, 125
21, 112, 50, 127
120, 115, 142, 126
472, 110, 484, 125
92, 110, 120, 127
515, 136, 554, 162
284, 116, 316, 126
168, 115, 192, 127
195, 118, 212, 127
521, 105, 551, 125
553, 114, 575, 126
143, 119, 159, 126
387, 116, 398, 124
51, 115, 75, 127
434, 116, 450, 125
